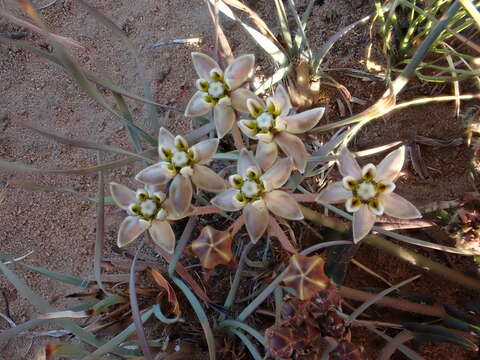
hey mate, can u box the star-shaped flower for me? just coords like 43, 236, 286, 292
184, 52, 257, 138
211, 149, 303, 243
316, 146, 421, 242
109, 182, 183, 253
282, 254, 330, 301
135, 127, 226, 216
238, 85, 325, 173
191, 226, 234, 271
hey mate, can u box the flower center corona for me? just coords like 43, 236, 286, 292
241, 181, 260, 198
357, 182, 376, 201
256, 112, 274, 130
130, 190, 167, 221
140, 199, 157, 217
171, 151, 189, 167
208, 82, 225, 98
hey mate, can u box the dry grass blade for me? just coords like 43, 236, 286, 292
378, 330, 415, 360
367, 326, 424, 360
0, 9, 82, 49
346, 275, 421, 325
129, 239, 153, 360
24, 123, 153, 162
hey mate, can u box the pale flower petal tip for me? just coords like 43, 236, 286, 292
117, 216, 150, 248
214, 103, 235, 138
149, 220, 176, 254
244, 199, 269, 243
224, 54, 255, 90
109, 182, 136, 210
191, 164, 226, 192
284, 107, 325, 134
274, 131, 308, 173
352, 205, 376, 243
375, 146, 406, 182
315, 182, 351, 204
211, 189, 243, 212
230, 88, 260, 113
185, 91, 212, 117
170, 174, 193, 216
338, 147, 361, 178
135, 163, 174, 185
264, 190, 303, 221
191, 52, 220, 80
381, 193, 422, 219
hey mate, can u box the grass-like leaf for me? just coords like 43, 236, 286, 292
229, 328, 263, 360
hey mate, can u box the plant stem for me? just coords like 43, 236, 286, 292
364, 235, 480, 291
301, 206, 480, 291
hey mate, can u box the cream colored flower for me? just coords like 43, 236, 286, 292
238, 85, 324, 173
109, 182, 183, 253
316, 146, 421, 243
211, 149, 303, 243
184, 52, 257, 138
135, 127, 226, 216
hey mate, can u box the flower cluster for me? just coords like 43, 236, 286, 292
109, 51, 421, 261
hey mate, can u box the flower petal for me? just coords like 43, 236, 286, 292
316, 182, 351, 204
118, 216, 149, 247
352, 204, 376, 243
272, 84, 292, 116
158, 127, 175, 151
191, 164, 226, 192
135, 162, 174, 185
338, 147, 361, 178
162, 198, 189, 220
191, 52, 220, 80
238, 119, 259, 139
231, 88, 263, 113
211, 189, 243, 211
191, 138, 219, 164
238, 148, 261, 178
214, 102, 235, 138
149, 220, 176, 254
244, 199, 269, 243
224, 54, 255, 90
170, 175, 193, 216
110, 182, 137, 210
274, 131, 309, 173
185, 91, 212, 117
256, 141, 278, 171
260, 156, 293, 191
375, 146, 405, 182
246, 97, 266, 118
264, 190, 303, 220
380, 193, 421, 219
282, 107, 325, 134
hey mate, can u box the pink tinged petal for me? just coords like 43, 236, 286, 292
238, 148, 260, 178
256, 132, 274, 143
338, 147, 361, 178
380, 193, 422, 219
230, 88, 263, 113
375, 146, 406, 182
282, 107, 325, 134
110, 182, 136, 210
135, 162, 174, 185
191, 164, 226, 192
170, 175, 193, 216
272, 84, 292, 115
224, 54, 255, 90
191, 52, 220, 80
256, 141, 278, 171
117, 216, 149, 247
264, 190, 303, 220
191, 138, 219, 164
149, 220, 176, 254
214, 103, 235, 138
352, 204, 376, 243
238, 119, 258, 139
158, 127, 175, 151
211, 189, 243, 211
244, 199, 269, 243
162, 198, 188, 221
185, 91, 212, 117
260, 156, 293, 191
316, 182, 351, 204
274, 131, 309, 173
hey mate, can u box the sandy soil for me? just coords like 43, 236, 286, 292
0, 0, 478, 359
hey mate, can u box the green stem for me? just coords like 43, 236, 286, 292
301, 206, 480, 291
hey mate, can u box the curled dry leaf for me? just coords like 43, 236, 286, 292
282, 254, 330, 301
191, 226, 234, 270
149, 268, 181, 317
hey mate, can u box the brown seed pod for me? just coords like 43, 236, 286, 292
329, 340, 366, 360
191, 226, 234, 270
265, 326, 301, 359
282, 254, 330, 301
